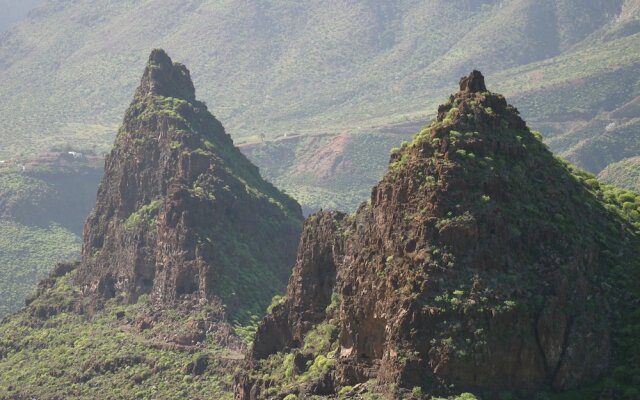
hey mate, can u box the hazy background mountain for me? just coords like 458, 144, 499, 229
598, 156, 640, 192
0, 0, 43, 32
0, 0, 638, 159
0, 0, 638, 317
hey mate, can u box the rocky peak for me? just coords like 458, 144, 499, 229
135, 48, 196, 102
77, 50, 302, 322
236, 72, 639, 399
458, 69, 486, 93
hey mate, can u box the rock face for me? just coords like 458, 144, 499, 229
236, 71, 638, 398
76, 49, 303, 319
251, 211, 345, 360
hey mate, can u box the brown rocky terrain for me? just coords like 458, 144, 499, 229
236, 71, 640, 399
75, 49, 303, 323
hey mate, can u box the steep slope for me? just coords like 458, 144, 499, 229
0, 0, 637, 159
0, 50, 304, 399
236, 72, 640, 399
598, 156, 640, 193
76, 49, 303, 326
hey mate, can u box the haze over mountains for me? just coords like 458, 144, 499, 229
0, 0, 637, 221
0, 0, 42, 32
0, 0, 638, 163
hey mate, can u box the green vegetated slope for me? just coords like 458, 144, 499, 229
562, 117, 640, 174
0, 162, 101, 318
0, 220, 78, 318
0, 270, 237, 400
72, 49, 303, 341
548, 94, 640, 174
0, 0, 636, 321
250, 154, 640, 400
247, 23, 640, 213
598, 156, 640, 193
0, 49, 304, 400
0, 0, 637, 161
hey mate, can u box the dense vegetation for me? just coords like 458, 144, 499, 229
4, 275, 420, 400
73, 50, 303, 349
403, 94, 640, 400
565, 169, 640, 400
0, 2, 638, 398
1, 86, 639, 399
0, 220, 78, 318
0, 270, 237, 399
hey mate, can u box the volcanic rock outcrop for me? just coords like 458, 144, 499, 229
76, 49, 303, 319
236, 71, 640, 398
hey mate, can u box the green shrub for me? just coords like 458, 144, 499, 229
267, 294, 286, 314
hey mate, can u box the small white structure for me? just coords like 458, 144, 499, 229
68, 151, 84, 159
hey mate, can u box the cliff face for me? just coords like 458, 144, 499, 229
76, 50, 303, 320
237, 72, 640, 399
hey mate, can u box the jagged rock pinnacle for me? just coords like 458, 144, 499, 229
77, 50, 303, 314
459, 70, 487, 93
135, 49, 196, 102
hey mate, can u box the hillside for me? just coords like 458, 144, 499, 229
598, 156, 640, 193
0, 0, 637, 162
239, 127, 420, 214
0, 157, 101, 318
0, 268, 240, 399
1, 67, 638, 400
237, 72, 640, 399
